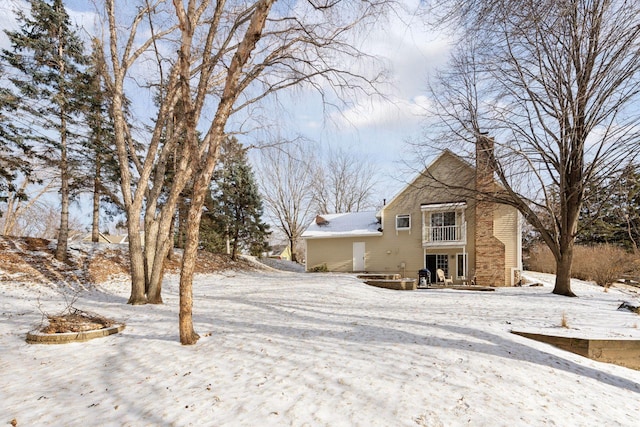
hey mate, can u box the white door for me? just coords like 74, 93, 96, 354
353, 242, 365, 271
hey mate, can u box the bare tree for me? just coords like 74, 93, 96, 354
312, 148, 378, 214
258, 143, 316, 263
2, 194, 84, 239
427, 0, 640, 296
1, 179, 54, 236
103, 0, 390, 343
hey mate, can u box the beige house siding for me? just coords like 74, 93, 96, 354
303, 150, 522, 285
305, 234, 426, 275
494, 203, 522, 285
385, 152, 475, 212
373, 152, 478, 279
305, 236, 380, 272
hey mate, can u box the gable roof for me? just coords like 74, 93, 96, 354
302, 211, 382, 239
81, 232, 130, 244
380, 149, 474, 214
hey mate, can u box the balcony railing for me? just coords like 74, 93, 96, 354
423, 223, 466, 246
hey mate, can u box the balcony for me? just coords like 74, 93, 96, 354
422, 223, 467, 247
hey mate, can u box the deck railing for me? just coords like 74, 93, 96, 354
422, 223, 466, 245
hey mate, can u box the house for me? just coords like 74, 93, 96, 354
82, 232, 129, 244
268, 244, 292, 261
302, 148, 522, 286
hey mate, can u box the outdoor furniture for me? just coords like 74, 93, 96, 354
436, 268, 453, 285
418, 269, 431, 287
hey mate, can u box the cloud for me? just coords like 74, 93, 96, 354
334, 94, 432, 130
0, 1, 102, 51
0, 0, 24, 51
324, 2, 452, 131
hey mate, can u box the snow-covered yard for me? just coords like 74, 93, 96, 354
1, 270, 640, 426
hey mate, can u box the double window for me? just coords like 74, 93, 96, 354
396, 214, 411, 230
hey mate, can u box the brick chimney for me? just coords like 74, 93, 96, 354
474, 135, 506, 286
315, 215, 328, 226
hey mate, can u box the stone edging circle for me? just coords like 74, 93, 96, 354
26, 324, 126, 344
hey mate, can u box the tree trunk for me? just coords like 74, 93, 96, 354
225, 225, 231, 255
145, 144, 193, 303
553, 239, 577, 297
91, 152, 101, 243
231, 226, 239, 260
55, 111, 69, 261
143, 213, 159, 294
147, 214, 176, 304
175, 0, 275, 344
106, 0, 154, 306
289, 237, 297, 262
127, 216, 147, 304
176, 195, 188, 249
167, 213, 177, 260
179, 179, 208, 345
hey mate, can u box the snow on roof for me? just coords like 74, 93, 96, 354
302, 211, 382, 239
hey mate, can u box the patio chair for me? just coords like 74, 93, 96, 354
436, 268, 453, 285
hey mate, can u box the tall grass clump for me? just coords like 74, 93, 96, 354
528, 243, 638, 288
527, 243, 556, 274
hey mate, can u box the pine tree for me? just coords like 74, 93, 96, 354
0, 64, 34, 212
203, 137, 270, 260
578, 163, 640, 252
77, 39, 121, 243
198, 190, 227, 254
2, 0, 88, 260
612, 164, 640, 252
577, 177, 619, 244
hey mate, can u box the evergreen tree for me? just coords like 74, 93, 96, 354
0, 64, 34, 212
202, 137, 270, 260
2, 0, 88, 260
77, 38, 121, 243
612, 163, 640, 252
578, 163, 640, 252
577, 176, 618, 244
198, 190, 226, 254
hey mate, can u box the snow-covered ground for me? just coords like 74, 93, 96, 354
252, 257, 306, 273
1, 271, 640, 426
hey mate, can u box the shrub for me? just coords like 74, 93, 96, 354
310, 263, 328, 272
573, 245, 635, 288
528, 243, 638, 288
527, 243, 556, 274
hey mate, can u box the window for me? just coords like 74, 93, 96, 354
431, 211, 456, 227
396, 214, 411, 230
436, 254, 449, 275
430, 211, 458, 241
456, 253, 467, 279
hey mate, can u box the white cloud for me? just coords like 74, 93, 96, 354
334, 94, 432, 130
0, 1, 101, 52
319, 3, 453, 132
0, 0, 24, 51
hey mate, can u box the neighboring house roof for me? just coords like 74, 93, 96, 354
269, 244, 291, 258
270, 244, 288, 253
104, 234, 128, 244
82, 232, 129, 244
302, 211, 382, 239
